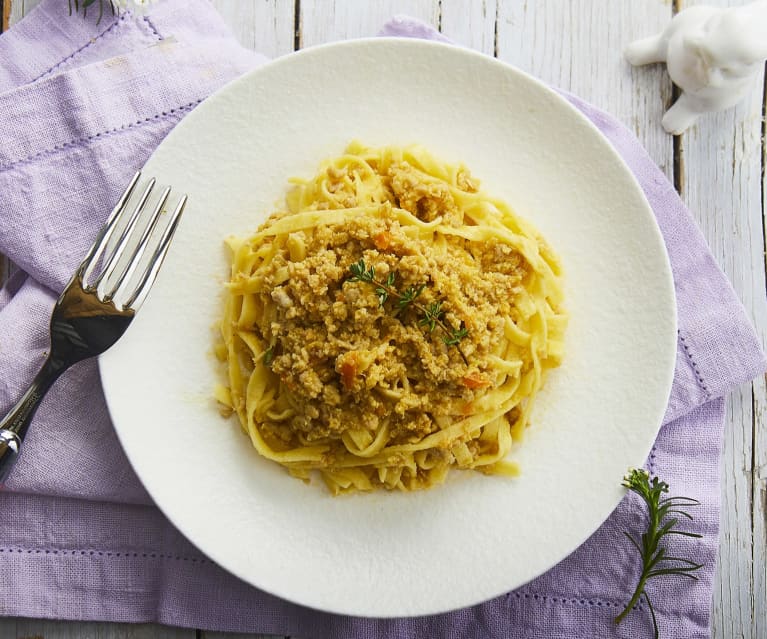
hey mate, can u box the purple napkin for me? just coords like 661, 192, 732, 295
0, 3, 763, 638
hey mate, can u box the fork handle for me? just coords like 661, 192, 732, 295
0, 358, 63, 487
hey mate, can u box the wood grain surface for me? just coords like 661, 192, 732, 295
1, 0, 9, 32
0, 1, 764, 637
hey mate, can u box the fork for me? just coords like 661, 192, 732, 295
0, 172, 187, 485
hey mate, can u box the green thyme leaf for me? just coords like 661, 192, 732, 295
348, 258, 365, 282
397, 284, 426, 310
443, 324, 469, 346
419, 301, 444, 332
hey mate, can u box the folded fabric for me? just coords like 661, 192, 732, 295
0, 3, 763, 638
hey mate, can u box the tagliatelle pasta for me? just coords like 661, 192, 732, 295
215, 142, 566, 494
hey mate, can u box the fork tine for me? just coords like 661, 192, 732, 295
90, 177, 156, 292
103, 185, 171, 303
79, 171, 141, 286
124, 194, 187, 310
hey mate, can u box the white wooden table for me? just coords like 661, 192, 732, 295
0, 1, 764, 637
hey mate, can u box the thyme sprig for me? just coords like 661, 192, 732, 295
397, 284, 426, 311
616, 468, 703, 638
419, 301, 443, 332
347, 258, 469, 363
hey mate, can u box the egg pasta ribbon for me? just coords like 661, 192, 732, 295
216, 142, 566, 494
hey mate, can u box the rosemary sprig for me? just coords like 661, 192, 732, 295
347, 258, 469, 363
616, 468, 703, 638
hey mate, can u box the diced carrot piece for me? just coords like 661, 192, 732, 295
461, 373, 491, 389
373, 231, 392, 250
340, 354, 359, 390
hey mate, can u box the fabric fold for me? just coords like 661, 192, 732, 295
0, 38, 260, 293
0, 3, 763, 638
0, 0, 259, 92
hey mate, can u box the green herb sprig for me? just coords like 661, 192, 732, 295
347, 258, 469, 363
68, 0, 115, 24
616, 468, 703, 638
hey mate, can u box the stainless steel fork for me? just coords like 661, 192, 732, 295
0, 172, 187, 484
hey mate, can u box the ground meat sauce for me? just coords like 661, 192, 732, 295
255, 161, 529, 447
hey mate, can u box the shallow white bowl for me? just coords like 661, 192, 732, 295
99, 38, 676, 617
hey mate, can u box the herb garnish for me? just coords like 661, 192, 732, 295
616, 468, 703, 638
397, 284, 426, 310
69, 0, 113, 23
347, 258, 469, 363
442, 325, 469, 346
418, 301, 444, 333
263, 345, 275, 367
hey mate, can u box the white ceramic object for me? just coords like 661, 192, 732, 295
99, 39, 676, 617
625, 1, 767, 134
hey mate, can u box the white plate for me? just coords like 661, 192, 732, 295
99, 38, 676, 617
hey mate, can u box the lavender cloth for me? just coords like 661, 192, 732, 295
0, 3, 763, 638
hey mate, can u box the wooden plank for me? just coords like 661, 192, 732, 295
440, 0, 497, 55
8, 0, 30, 26
753, 370, 767, 639
495, 0, 674, 180
2, 0, 10, 31
209, 0, 295, 58
299, 0, 439, 48
752, 68, 767, 639
675, 2, 766, 637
